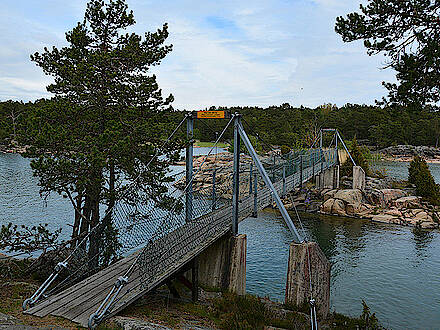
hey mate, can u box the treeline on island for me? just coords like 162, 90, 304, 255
1, 99, 439, 150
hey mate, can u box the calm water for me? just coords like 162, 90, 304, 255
372, 160, 440, 183
240, 212, 440, 329
1, 153, 440, 329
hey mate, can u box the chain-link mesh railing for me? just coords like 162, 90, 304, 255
24, 143, 337, 326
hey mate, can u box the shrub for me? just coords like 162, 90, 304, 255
340, 137, 371, 177
408, 156, 440, 205
280, 145, 291, 155
213, 293, 307, 330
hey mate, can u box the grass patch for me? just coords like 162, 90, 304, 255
211, 293, 308, 330
324, 300, 385, 329
0, 280, 81, 329
194, 140, 229, 148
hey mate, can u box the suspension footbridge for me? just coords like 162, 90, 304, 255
23, 113, 346, 328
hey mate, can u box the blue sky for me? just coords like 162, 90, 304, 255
0, 0, 396, 109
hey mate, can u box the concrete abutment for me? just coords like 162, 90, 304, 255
196, 233, 246, 295
285, 241, 331, 319
352, 166, 366, 191
315, 165, 339, 190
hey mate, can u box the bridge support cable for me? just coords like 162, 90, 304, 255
336, 130, 356, 166
236, 117, 303, 243
289, 192, 319, 330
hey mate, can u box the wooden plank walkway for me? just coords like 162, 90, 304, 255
25, 159, 333, 328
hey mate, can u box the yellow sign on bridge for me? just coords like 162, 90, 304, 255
196, 110, 228, 119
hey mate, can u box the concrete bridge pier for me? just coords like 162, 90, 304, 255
195, 233, 247, 295
352, 166, 366, 191
315, 165, 339, 190
285, 241, 331, 319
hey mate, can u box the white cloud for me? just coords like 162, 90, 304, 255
0, 0, 396, 109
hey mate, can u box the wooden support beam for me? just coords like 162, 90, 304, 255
192, 257, 199, 302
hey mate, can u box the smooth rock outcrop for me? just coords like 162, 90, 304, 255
393, 196, 421, 208
333, 189, 362, 205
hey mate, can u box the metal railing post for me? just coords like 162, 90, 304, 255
253, 171, 258, 218
212, 168, 217, 211
335, 132, 339, 166
282, 164, 286, 197
320, 129, 323, 175
185, 115, 194, 223
272, 154, 276, 182
232, 114, 241, 235
249, 162, 253, 196
300, 155, 303, 188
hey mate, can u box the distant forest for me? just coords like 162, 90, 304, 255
1, 100, 439, 150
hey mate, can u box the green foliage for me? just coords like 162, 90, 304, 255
228, 135, 262, 154
212, 293, 307, 330
340, 137, 371, 177
23, 0, 180, 267
280, 145, 291, 155
3, 102, 440, 151
0, 222, 62, 255
336, 1, 440, 106
408, 156, 440, 205
327, 300, 384, 329
0, 100, 29, 144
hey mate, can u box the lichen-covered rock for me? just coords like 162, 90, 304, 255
384, 207, 402, 217
371, 214, 398, 224
393, 196, 421, 208
323, 189, 337, 202
333, 189, 362, 205
321, 198, 346, 216
346, 203, 360, 215
380, 189, 407, 204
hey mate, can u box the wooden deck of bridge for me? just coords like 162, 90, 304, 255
25, 161, 329, 327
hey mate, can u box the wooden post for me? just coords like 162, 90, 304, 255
192, 257, 199, 302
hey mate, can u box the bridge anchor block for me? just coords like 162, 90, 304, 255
285, 241, 331, 319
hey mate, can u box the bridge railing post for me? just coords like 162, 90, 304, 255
253, 171, 258, 217
232, 114, 241, 235
185, 115, 194, 223
320, 130, 323, 176
300, 155, 303, 188
249, 162, 253, 196
282, 164, 286, 198
272, 154, 276, 182
212, 168, 217, 211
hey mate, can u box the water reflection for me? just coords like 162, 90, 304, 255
411, 227, 434, 265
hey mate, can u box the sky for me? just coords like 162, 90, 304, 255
0, 0, 397, 110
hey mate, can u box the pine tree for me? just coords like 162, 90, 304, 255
26, 0, 180, 265
336, 1, 440, 106
408, 156, 440, 205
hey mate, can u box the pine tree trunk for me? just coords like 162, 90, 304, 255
80, 194, 91, 237
88, 188, 101, 271
71, 193, 83, 247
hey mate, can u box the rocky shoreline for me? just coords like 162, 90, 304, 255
0, 143, 28, 154
286, 176, 440, 230
379, 145, 440, 163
